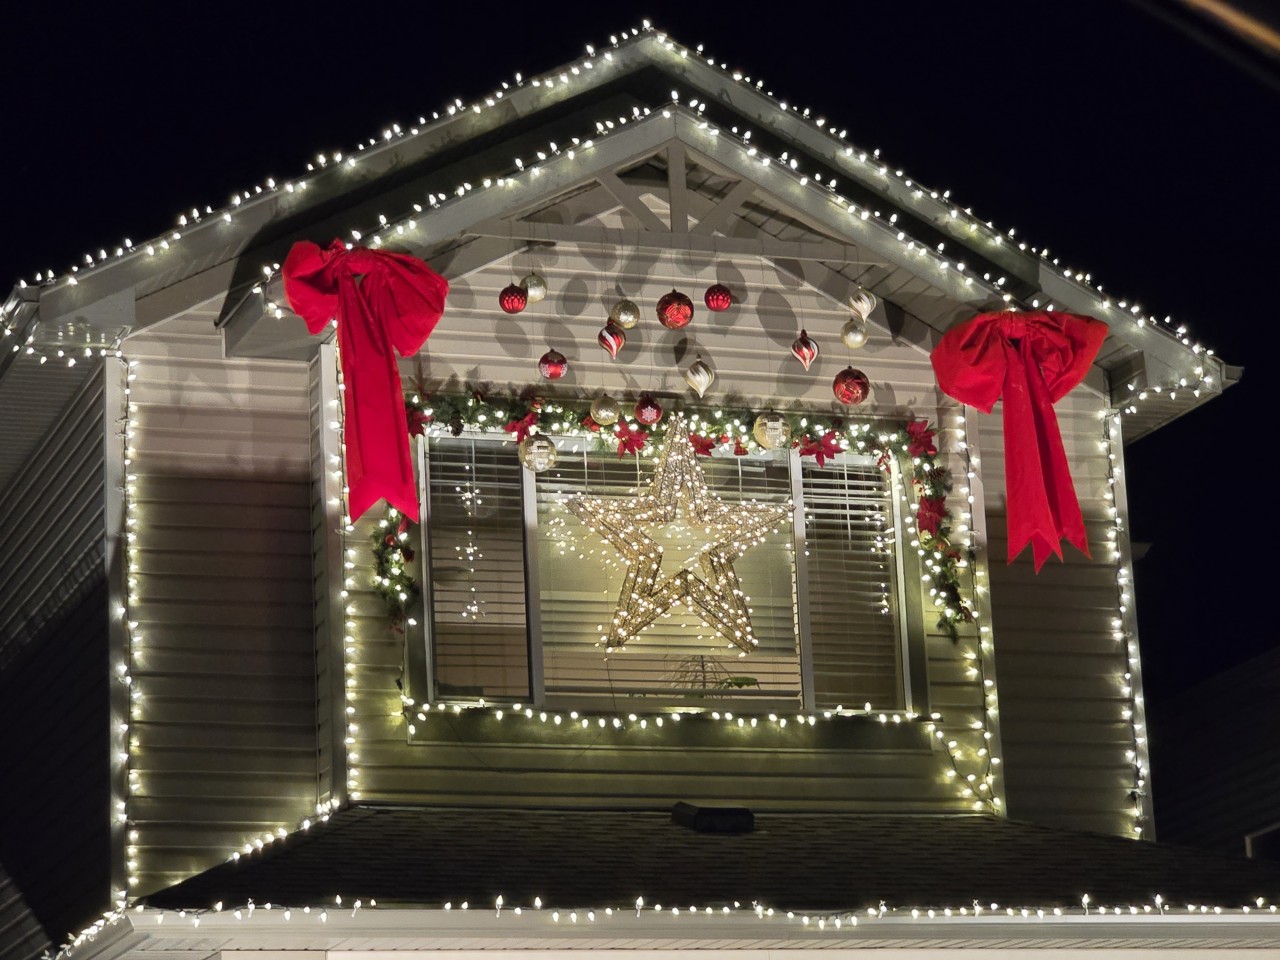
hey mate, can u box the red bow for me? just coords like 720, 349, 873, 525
615, 424, 649, 457
798, 431, 843, 467
503, 411, 539, 443
689, 433, 716, 456
906, 420, 937, 457
284, 239, 448, 522
931, 310, 1107, 570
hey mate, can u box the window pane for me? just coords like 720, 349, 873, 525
801, 457, 902, 709
535, 447, 799, 706
426, 437, 529, 699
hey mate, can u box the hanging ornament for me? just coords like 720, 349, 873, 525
521, 271, 548, 304
790, 329, 819, 370
518, 434, 558, 472
683, 355, 715, 398
840, 317, 869, 350
849, 288, 877, 321
609, 298, 641, 329
538, 348, 568, 380
634, 392, 664, 425
499, 283, 528, 314
657, 289, 694, 329
590, 393, 621, 426
704, 283, 733, 312
597, 322, 627, 359
832, 366, 871, 405
752, 412, 793, 450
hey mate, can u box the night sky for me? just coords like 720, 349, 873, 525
2, 2, 1274, 707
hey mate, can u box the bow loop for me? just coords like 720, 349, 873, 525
932, 310, 1107, 570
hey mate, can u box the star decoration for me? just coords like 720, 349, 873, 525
567, 415, 793, 653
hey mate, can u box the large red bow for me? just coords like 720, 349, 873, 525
931, 310, 1108, 570
284, 239, 449, 522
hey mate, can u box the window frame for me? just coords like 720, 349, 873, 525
407, 430, 930, 716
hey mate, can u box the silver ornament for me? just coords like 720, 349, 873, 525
684, 355, 715, 398
522, 272, 548, 304
590, 394, 621, 426
848, 288, 877, 321
840, 317, 869, 349
518, 434, 558, 472
609, 298, 641, 329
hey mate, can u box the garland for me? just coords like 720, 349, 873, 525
373, 390, 975, 639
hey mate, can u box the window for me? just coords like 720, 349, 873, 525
416, 430, 916, 712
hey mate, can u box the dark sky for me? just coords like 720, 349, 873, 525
1, 1, 1274, 706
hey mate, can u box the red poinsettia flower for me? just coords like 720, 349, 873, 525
907, 419, 937, 458
916, 496, 948, 535
615, 423, 649, 457
690, 433, 716, 456
503, 411, 539, 443
406, 407, 433, 437
798, 431, 843, 467
580, 414, 602, 433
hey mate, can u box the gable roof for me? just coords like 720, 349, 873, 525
0, 24, 1238, 493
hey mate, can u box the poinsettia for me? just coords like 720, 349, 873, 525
690, 433, 716, 456
503, 411, 539, 443
907, 419, 937, 457
916, 496, 948, 535
798, 431, 843, 467
406, 407, 432, 437
615, 424, 649, 457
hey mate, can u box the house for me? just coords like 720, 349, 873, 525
2, 22, 1278, 959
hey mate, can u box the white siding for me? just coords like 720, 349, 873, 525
977, 389, 1138, 836
124, 312, 318, 895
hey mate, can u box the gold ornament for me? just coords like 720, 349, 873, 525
518, 433, 558, 472
590, 394, 621, 426
752, 412, 792, 450
609, 298, 641, 329
522, 271, 548, 303
840, 317, 869, 349
568, 415, 792, 652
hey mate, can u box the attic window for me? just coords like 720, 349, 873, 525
415, 430, 915, 713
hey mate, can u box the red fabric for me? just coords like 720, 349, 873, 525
931, 310, 1108, 570
284, 239, 448, 522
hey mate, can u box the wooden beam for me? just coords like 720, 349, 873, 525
691, 179, 756, 237
666, 142, 689, 233
596, 169, 670, 234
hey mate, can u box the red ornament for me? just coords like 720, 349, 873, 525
538, 348, 568, 380
597, 322, 626, 359
791, 329, 819, 370
704, 283, 733, 312
832, 366, 870, 405
499, 283, 528, 314
657, 289, 694, 329
634, 392, 664, 425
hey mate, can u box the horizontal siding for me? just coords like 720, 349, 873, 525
0, 365, 109, 949
346, 249, 981, 813
0, 862, 49, 960
124, 315, 318, 896
976, 389, 1137, 836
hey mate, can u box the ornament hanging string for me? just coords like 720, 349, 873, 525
283, 239, 449, 522
930, 310, 1107, 570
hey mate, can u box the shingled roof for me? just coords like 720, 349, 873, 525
144, 807, 1280, 914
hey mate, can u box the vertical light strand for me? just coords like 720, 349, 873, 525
331, 337, 362, 803
1102, 406, 1153, 837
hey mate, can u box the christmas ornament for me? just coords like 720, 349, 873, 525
849, 288, 877, 321
538, 348, 568, 380
499, 283, 528, 314
609, 298, 641, 329
597, 322, 626, 359
704, 283, 733, 312
790, 329, 819, 370
567, 415, 793, 652
657, 289, 694, 329
832, 366, 871, 405
752, 412, 792, 450
518, 434, 558, 472
840, 317, 869, 350
683, 355, 715, 398
521, 271, 548, 303
931, 309, 1107, 570
634, 393, 664, 425
590, 393, 621, 426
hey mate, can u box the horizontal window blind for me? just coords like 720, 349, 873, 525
425, 437, 529, 699
801, 456, 902, 709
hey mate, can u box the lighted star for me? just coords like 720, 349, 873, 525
567, 415, 793, 653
